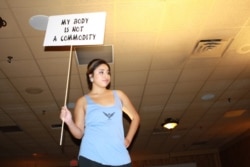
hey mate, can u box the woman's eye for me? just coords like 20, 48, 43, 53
98, 71, 110, 75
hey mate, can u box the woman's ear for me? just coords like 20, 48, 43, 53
89, 75, 93, 82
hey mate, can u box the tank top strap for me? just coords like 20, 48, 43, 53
84, 94, 93, 104
113, 90, 123, 108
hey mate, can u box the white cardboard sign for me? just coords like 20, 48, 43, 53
43, 12, 106, 46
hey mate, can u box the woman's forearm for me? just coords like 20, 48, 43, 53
125, 114, 140, 145
65, 120, 84, 139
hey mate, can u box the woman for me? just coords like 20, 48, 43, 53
60, 58, 140, 167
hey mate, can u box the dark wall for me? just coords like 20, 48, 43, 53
220, 132, 250, 167
131, 151, 221, 167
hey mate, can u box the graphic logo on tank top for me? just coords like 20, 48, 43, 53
103, 112, 115, 119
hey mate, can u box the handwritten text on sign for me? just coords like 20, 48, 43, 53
43, 12, 106, 46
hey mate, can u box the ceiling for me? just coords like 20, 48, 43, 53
1, 0, 250, 165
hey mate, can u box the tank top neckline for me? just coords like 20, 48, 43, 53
85, 90, 116, 108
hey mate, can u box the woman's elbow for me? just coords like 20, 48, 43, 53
74, 133, 83, 139
133, 113, 140, 124
72, 129, 84, 139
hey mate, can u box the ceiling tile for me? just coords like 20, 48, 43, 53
115, 71, 148, 86
1, 60, 42, 77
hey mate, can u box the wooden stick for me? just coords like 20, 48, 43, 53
60, 45, 73, 146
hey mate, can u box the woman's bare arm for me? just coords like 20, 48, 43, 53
117, 90, 140, 147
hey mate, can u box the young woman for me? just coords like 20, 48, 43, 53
60, 58, 140, 167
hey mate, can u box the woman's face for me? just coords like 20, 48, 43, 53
91, 64, 111, 88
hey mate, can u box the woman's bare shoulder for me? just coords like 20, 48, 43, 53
75, 96, 87, 109
115, 89, 126, 96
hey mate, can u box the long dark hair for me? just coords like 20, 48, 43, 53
86, 59, 111, 90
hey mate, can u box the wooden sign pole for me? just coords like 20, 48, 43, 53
60, 45, 73, 146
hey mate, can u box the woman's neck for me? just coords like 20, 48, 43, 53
90, 87, 108, 95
